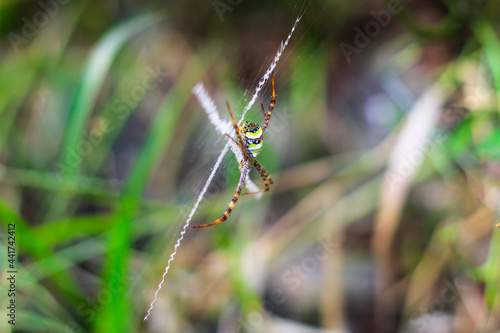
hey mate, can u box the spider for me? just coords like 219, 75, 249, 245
193, 72, 276, 228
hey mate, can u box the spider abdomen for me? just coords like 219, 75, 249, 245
241, 121, 263, 157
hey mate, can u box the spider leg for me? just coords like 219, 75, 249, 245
243, 159, 274, 195
193, 161, 250, 228
226, 101, 246, 148
261, 103, 269, 123
225, 134, 241, 148
261, 71, 275, 133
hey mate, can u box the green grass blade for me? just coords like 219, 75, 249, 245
59, 13, 162, 179
474, 21, 500, 116
94, 46, 220, 332
0, 198, 85, 305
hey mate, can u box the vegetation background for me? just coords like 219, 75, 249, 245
1, 0, 500, 332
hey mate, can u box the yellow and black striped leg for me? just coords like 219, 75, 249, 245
260, 104, 270, 123
261, 71, 276, 133
193, 161, 250, 228
244, 159, 274, 195
226, 101, 246, 148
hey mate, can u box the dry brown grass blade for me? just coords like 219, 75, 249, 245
262, 315, 344, 333
404, 207, 494, 329
454, 283, 490, 332
275, 135, 396, 194
320, 205, 345, 330
260, 132, 398, 259
372, 87, 445, 331
260, 179, 343, 256
373, 87, 445, 273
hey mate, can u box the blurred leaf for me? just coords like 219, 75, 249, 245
0, 198, 85, 305
94, 46, 220, 332
33, 214, 113, 247
60, 12, 162, 179
476, 129, 500, 161
482, 230, 500, 309
17, 311, 81, 332
474, 21, 500, 114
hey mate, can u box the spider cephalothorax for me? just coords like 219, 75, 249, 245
193, 72, 276, 228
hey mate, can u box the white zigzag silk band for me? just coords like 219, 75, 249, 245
144, 14, 302, 321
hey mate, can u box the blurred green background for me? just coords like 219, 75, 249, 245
1, 0, 500, 332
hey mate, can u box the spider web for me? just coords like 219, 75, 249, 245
192, 71, 264, 198
144, 5, 309, 321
